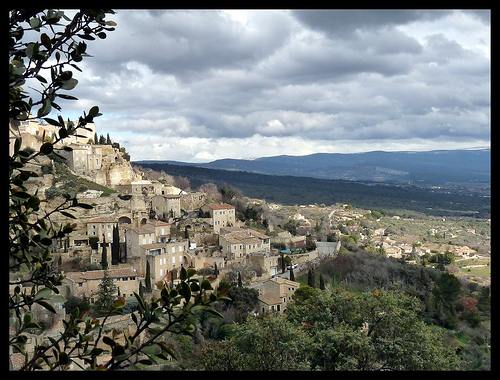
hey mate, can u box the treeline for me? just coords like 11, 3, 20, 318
132, 162, 490, 218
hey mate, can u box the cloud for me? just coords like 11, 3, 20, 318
44, 9, 489, 162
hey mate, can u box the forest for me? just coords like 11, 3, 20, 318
141, 243, 490, 371
133, 162, 491, 218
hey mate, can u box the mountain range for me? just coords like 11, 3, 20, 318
135, 148, 490, 187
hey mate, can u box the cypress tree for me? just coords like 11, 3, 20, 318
139, 281, 144, 299
112, 225, 120, 265
101, 235, 108, 270
289, 267, 295, 282
145, 261, 152, 293
237, 271, 242, 287
319, 273, 325, 290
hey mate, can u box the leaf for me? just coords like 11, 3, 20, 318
37, 99, 52, 118
181, 281, 191, 303
40, 142, 53, 154
34, 287, 51, 300
201, 279, 212, 290
43, 117, 62, 127
179, 267, 187, 281
60, 78, 78, 90
35, 300, 56, 313
59, 352, 70, 365
77, 203, 93, 209
103, 336, 116, 347
89, 106, 100, 117
29, 18, 41, 29
60, 211, 76, 219
40, 33, 51, 49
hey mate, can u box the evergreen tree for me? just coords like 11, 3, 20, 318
319, 273, 325, 290
308, 268, 315, 287
93, 270, 118, 316
289, 267, 295, 282
112, 225, 120, 265
281, 251, 286, 273
101, 235, 108, 270
145, 261, 152, 293
139, 280, 144, 299
106, 132, 111, 145
214, 262, 218, 278
93, 132, 98, 144
237, 271, 243, 287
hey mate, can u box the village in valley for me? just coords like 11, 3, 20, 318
9, 119, 491, 368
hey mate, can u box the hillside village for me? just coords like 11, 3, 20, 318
9, 120, 491, 368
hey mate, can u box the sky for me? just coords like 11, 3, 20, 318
53, 9, 490, 162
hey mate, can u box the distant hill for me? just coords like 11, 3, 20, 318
132, 155, 490, 218
136, 148, 490, 187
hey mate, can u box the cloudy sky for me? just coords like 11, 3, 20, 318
59, 9, 490, 162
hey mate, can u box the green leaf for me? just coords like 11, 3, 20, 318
103, 336, 116, 347
29, 18, 41, 29
89, 106, 100, 117
60, 211, 76, 219
77, 203, 93, 209
35, 300, 56, 314
60, 78, 78, 90
37, 99, 52, 118
179, 267, 187, 281
181, 281, 191, 303
34, 287, 51, 300
40, 33, 51, 49
59, 352, 70, 365
43, 118, 62, 127
59, 128, 68, 139
40, 142, 53, 154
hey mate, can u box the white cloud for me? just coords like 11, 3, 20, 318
38, 9, 489, 162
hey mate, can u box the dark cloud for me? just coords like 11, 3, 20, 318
291, 9, 451, 35
48, 9, 489, 161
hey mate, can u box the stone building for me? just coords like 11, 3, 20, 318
63, 266, 140, 302
218, 227, 271, 260
200, 203, 236, 233
255, 277, 300, 315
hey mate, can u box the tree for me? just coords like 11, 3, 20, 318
112, 225, 120, 265
101, 235, 108, 270
9, 9, 227, 371
286, 288, 461, 370
93, 270, 118, 317
319, 273, 325, 290
202, 313, 312, 371
307, 268, 315, 287
145, 261, 152, 293
289, 266, 295, 281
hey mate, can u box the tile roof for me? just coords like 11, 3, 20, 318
204, 203, 235, 210
64, 267, 138, 283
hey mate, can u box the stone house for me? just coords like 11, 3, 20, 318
151, 194, 182, 221
218, 227, 271, 260
247, 252, 281, 277
63, 266, 140, 302
255, 277, 300, 315
200, 203, 236, 233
